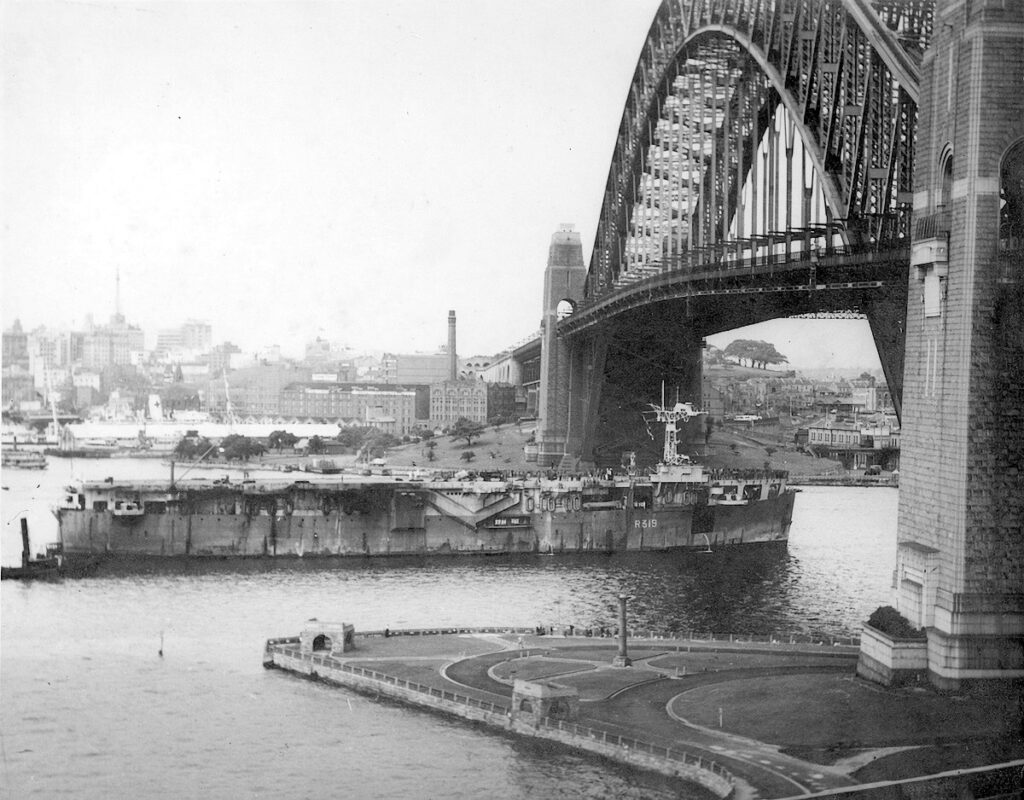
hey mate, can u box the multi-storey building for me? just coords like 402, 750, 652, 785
2, 320, 29, 367
207, 342, 242, 377
279, 383, 417, 434
80, 316, 145, 369
155, 319, 212, 361
207, 364, 310, 418
381, 352, 452, 384
429, 380, 488, 427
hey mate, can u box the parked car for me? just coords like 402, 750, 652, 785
865, 465, 882, 476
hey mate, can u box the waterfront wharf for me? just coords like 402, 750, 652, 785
263, 627, 1022, 799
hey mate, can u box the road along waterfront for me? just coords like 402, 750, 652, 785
2, 457, 896, 798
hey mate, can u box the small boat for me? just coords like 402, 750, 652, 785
1, 519, 64, 580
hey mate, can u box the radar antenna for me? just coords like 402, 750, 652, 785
642, 382, 702, 466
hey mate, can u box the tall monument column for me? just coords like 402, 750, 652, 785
895, 0, 1024, 687
537, 225, 587, 468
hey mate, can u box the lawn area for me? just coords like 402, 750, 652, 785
342, 658, 452, 686
671, 673, 1019, 749
349, 633, 503, 659
553, 666, 665, 701
382, 425, 537, 471
647, 651, 852, 673
491, 657, 595, 683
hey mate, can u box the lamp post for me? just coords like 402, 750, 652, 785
612, 594, 633, 667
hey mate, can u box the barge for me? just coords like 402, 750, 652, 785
54, 402, 795, 563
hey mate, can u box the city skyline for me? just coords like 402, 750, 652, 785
3, 0, 881, 371
3, 308, 884, 373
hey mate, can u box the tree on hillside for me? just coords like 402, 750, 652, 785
723, 339, 788, 369
363, 432, 399, 459
173, 436, 213, 460
702, 345, 729, 366
220, 434, 265, 461
268, 429, 299, 452
460, 450, 476, 463
336, 426, 377, 450
450, 417, 485, 446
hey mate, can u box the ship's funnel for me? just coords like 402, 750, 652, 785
20, 518, 30, 567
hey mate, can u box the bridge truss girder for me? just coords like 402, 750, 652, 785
588, 0, 931, 296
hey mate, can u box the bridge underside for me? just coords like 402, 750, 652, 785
563, 252, 907, 467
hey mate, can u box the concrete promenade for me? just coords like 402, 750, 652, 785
264, 628, 1022, 800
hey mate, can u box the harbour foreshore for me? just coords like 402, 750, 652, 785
262, 627, 1021, 799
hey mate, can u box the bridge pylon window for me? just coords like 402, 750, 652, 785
999, 139, 1024, 256
556, 299, 575, 320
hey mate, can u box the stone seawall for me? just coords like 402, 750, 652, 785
265, 643, 734, 799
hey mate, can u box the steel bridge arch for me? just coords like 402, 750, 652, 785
587, 0, 933, 296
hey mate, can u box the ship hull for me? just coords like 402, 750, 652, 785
56, 482, 794, 564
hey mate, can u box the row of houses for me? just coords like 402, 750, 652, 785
701, 372, 895, 419
797, 417, 901, 471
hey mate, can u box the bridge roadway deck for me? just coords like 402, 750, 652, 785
265, 629, 1017, 799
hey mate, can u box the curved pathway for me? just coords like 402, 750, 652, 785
442, 641, 859, 799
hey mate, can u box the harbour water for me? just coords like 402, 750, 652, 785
1, 457, 897, 799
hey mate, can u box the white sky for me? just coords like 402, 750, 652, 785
2, 0, 881, 370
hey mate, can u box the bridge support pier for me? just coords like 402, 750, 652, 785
862, 291, 905, 422
537, 226, 588, 468
562, 334, 608, 471
891, 1, 1024, 688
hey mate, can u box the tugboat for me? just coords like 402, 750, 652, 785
1, 518, 64, 580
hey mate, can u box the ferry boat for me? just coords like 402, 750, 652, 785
1, 447, 47, 470
54, 401, 795, 564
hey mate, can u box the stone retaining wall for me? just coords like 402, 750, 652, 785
267, 644, 734, 799
857, 624, 927, 686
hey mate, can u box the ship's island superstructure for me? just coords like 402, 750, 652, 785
55, 403, 795, 562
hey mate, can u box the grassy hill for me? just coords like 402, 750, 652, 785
376, 421, 840, 476
257, 419, 844, 477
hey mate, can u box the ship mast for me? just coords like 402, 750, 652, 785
646, 382, 699, 467
222, 373, 237, 429
45, 368, 60, 445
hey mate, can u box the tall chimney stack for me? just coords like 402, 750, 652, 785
447, 310, 457, 381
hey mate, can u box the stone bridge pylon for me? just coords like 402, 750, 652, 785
893, 0, 1024, 687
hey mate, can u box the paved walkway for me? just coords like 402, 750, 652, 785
326, 631, 1016, 800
